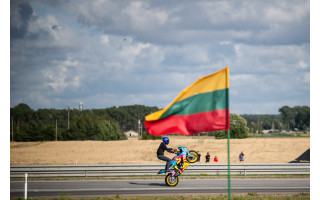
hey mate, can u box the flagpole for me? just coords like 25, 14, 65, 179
226, 66, 231, 200
227, 129, 231, 200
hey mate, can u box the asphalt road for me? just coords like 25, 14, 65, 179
11, 178, 310, 198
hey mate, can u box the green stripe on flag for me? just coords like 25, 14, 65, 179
160, 88, 229, 119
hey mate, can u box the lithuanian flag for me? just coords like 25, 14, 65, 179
145, 67, 230, 136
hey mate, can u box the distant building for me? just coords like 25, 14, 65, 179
124, 130, 139, 137
79, 102, 84, 111
262, 130, 271, 134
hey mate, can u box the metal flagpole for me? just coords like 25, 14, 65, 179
226, 66, 231, 200
227, 129, 231, 200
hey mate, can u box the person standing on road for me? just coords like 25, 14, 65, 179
157, 137, 175, 172
239, 151, 244, 162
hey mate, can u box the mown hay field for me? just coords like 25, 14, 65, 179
10, 137, 309, 165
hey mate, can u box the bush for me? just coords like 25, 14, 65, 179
141, 132, 162, 140
215, 113, 249, 139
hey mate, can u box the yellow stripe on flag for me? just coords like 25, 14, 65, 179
146, 67, 229, 121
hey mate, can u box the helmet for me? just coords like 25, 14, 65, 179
162, 137, 169, 145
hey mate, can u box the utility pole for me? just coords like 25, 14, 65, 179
272, 120, 275, 131
11, 117, 14, 142
56, 119, 58, 141
68, 106, 70, 130
138, 119, 141, 137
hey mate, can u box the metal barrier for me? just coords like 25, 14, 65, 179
10, 163, 310, 178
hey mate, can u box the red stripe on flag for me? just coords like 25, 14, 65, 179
145, 109, 229, 136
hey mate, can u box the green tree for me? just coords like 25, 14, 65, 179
104, 105, 160, 132
294, 106, 310, 131
10, 103, 35, 141
279, 105, 310, 131
141, 131, 162, 140
215, 113, 249, 139
64, 113, 127, 141
279, 106, 296, 130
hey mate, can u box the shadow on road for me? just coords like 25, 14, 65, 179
128, 182, 167, 187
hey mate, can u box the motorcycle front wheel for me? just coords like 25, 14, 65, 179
187, 150, 199, 163
165, 174, 179, 187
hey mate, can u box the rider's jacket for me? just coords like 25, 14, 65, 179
157, 142, 174, 155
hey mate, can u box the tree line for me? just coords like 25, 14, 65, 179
241, 105, 310, 133
10, 103, 309, 141
10, 103, 159, 141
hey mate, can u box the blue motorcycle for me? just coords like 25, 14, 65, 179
158, 147, 199, 186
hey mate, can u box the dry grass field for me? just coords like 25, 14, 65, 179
10, 137, 310, 165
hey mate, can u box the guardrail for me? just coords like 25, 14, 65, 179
10, 163, 310, 178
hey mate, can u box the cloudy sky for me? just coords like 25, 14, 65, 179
10, 0, 310, 114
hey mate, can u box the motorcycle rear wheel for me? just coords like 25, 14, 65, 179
165, 174, 179, 187
187, 150, 199, 163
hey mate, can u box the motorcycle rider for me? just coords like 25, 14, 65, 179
157, 137, 175, 172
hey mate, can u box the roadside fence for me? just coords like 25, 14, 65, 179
11, 163, 309, 178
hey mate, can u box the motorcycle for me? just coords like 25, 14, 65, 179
158, 147, 199, 186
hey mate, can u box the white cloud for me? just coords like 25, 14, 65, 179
42, 58, 80, 94
231, 74, 258, 87
232, 43, 310, 74
234, 44, 242, 58
122, 1, 168, 30
299, 60, 308, 70
26, 13, 78, 48
100, 34, 109, 44
10, 0, 310, 113
220, 41, 231, 45
265, 1, 309, 23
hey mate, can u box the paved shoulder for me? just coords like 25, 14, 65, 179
11, 178, 310, 198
